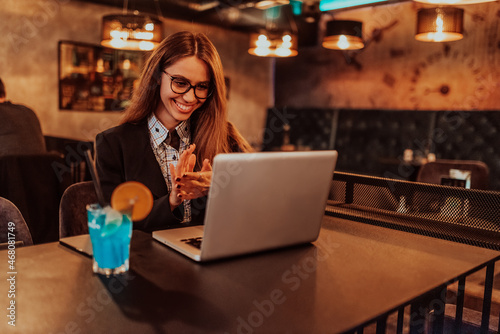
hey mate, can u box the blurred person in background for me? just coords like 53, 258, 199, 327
0, 77, 46, 156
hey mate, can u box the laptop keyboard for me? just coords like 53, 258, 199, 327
181, 237, 203, 249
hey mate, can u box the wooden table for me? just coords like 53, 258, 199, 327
1, 216, 499, 333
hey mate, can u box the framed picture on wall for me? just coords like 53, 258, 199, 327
58, 40, 147, 112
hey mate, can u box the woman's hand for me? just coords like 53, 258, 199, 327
168, 144, 195, 210
168, 144, 212, 210
178, 159, 212, 199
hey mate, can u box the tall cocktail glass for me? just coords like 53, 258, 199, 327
86, 204, 132, 276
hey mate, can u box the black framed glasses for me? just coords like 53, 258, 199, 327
163, 71, 212, 100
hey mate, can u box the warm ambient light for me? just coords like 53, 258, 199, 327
101, 14, 163, 51
322, 20, 364, 50
415, 7, 464, 42
413, 0, 495, 4
248, 33, 298, 57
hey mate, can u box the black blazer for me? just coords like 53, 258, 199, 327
95, 120, 206, 232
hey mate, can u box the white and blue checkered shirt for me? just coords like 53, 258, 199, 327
148, 114, 191, 223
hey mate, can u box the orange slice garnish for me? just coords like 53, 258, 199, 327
111, 181, 153, 222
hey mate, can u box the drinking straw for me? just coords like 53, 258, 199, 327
84, 149, 107, 207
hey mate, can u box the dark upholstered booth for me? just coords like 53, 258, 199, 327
262, 108, 500, 191
0, 153, 71, 244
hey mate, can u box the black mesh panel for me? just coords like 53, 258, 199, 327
327, 172, 500, 250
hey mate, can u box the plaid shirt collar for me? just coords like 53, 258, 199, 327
148, 113, 190, 149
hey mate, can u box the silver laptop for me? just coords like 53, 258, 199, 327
153, 150, 338, 262
60, 234, 93, 257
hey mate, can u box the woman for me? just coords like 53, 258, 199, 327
96, 31, 251, 231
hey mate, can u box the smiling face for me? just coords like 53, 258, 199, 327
155, 56, 211, 131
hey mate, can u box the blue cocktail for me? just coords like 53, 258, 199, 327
87, 204, 132, 275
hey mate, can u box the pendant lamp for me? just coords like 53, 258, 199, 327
248, 5, 299, 57
248, 32, 298, 57
415, 7, 464, 42
101, 13, 163, 51
322, 20, 364, 50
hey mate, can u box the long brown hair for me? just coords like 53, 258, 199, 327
122, 31, 251, 169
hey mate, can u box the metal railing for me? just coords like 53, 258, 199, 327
326, 172, 500, 333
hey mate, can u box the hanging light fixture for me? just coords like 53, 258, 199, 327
415, 7, 463, 42
413, 0, 495, 4
248, 32, 298, 57
322, 20, 364, 50
101, 13, 163, 51
248, 5, 298, 57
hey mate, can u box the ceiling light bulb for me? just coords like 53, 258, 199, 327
436, 15, 444, 31
139, 41, 155, 51
256, 35, 271, 48
134, 31, 154, 40
337, 35, 350, 49
255, 46, 271, 56
110, 30, 127, 40
110, 38, 126, 49
275, 47, 292, 57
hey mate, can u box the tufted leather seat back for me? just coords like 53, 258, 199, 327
262, 108, 500, 190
